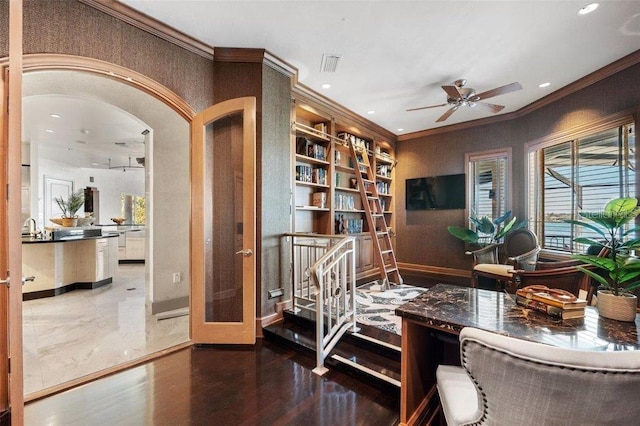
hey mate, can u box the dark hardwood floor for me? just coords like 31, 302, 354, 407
24, 339, 400, 425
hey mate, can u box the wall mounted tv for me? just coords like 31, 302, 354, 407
405, 174, 466, 210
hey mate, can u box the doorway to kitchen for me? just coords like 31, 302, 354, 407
20, 67, 191, 398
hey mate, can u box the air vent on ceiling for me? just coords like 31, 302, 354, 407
320, 54, 341, 73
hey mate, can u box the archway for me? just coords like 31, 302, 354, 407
14, 55, 195, 399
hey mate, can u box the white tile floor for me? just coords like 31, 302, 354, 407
22, 263, 189, 395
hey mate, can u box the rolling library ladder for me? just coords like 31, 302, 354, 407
348, 141, 402, 289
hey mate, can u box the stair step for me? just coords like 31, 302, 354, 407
262, 320, 316, 356
329, 354, 401, 388
329, 335, 401, 389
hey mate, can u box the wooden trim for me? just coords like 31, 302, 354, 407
399, 49, 640, 141
150, 296, 189, 315
214, 48, 297, 79
7, 1, 25, 420
0, 67, 7, 418
524, 109, 635, 152
78, 0, 214, 59
518, 49, 640, 117
9, 54, 196, 120
214, 47, 267, 63
293, 85, 397, 142
398, 262, 471, 279
190, 97, 257, 344
257, 311, 281, 331
24, 341, 192, 403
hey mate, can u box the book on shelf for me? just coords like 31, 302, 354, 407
313, 122, 327, 135
515, 287, 588, 309
515, 295, 585, 320
312, 192, 326, 209
296, 165, 326, 185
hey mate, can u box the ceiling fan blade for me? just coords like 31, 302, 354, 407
406, 103, 447, 112
441, 85, 462, 100
436, 106, 458, 122
473, 82, 522, 101
473, 102, 505, 114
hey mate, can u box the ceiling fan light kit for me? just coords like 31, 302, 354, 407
407, 79, 522, 122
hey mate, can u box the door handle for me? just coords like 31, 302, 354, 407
0, 276, 35, 287
235, 249, 253, 257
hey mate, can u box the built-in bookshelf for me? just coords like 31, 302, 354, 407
292, 102, 398, 277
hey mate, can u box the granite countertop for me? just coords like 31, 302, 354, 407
395, 283, 640, 351
22, 233, 118, 244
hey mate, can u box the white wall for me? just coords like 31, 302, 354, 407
24, 70, 190, 314
36, 157, 145, 227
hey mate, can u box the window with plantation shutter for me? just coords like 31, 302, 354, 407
528, 120, 635, 253
466, 149, 511, 233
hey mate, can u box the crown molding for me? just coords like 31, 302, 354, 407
293, 84, 397, 142
78, 0, 214, 59
399, 48, 640, 141
213, 48, 297, 78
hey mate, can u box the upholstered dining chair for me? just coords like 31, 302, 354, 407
467, 228, 540, 292
436, 327, 640, 426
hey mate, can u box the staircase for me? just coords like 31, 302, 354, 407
263, 308, 402, 391
347, 140, 402, 289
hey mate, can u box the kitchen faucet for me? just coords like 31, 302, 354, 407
23, 217, 40, 237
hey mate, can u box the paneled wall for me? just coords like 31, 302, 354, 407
396, 60, 640, 273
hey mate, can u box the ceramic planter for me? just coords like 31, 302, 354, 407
60, 217, 78, 227
597, 290, 638, 322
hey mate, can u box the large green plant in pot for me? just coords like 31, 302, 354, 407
447, 211, 520, 247
566, 197, 640, 321
53, 189, 85, 227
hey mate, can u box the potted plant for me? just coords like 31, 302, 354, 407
567, 197, 640, 322
447, 211, 521, 247
54, 189, 85, 227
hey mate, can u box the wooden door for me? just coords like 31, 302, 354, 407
191, 97, 257, 344
1, 1, 25, 422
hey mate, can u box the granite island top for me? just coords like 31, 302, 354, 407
22, 233, 118, 244
395, 283, 640, 351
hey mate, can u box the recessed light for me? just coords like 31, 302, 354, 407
321, 83, 331, 89
397, 128, 404, 132
45, 129, 54, 133
80, 128, 90, 135
367, 110, 375, 115
539, 82, 551, 88
50, 113, 61, 118
577, 3, 599, 15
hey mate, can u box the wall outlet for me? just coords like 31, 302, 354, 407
172, 272, 181, 283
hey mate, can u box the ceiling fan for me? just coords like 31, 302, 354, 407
407, 79, 523, 122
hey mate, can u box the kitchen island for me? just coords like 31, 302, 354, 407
22, 231, 119, 300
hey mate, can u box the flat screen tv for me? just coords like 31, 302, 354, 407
406, 174, 465, 210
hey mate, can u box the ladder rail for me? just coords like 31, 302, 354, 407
347, 141, 402, 288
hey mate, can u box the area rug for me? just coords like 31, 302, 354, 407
354, 282, 427, 335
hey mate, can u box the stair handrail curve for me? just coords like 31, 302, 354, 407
308, 235, 357, 375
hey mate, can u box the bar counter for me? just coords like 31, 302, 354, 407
394, 284, 640, 425
22, 233, 119, 300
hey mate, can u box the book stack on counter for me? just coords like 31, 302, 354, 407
515, 285, 587, 320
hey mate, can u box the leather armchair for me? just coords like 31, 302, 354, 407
467, 229, 540, 292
